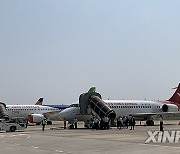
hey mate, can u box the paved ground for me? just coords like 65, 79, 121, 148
0, 120, 180, 154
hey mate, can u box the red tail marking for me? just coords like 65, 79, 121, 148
168, 83, 180, 104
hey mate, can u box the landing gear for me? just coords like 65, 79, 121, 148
146, 120, 154, 126
84, 121, 92, 129
68, 124, 74, 129
47, 121, 52, 125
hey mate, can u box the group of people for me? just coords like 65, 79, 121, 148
92, 115, 136, 130
92, 116, 110, 130
117, 116, 136, 130
41, 116, 164, 132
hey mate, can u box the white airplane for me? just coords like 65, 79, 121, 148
59, 84, 180, 126
3, 87, 95, 125
5, 98, 64, 125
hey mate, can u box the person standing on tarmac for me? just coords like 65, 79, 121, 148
130, 116, 135, 130
119, 116, 123, 129
63, 119, 67, 129
117, 116, 121, 129
25, 120, 28, 128
117, 116, 123, 129
100, 118, 104, 130
41, 118, 47, 131
103, 116, 109, 130
93, 117, 99, 130
125, 117, 129, 129
74, 117, 78, 129
160, 119, 164, 132
122, 116, 126, 128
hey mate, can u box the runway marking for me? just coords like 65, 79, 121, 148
18, 134, 27, 136
31, 146, 39, 149
26, 136, 30, 139
1, 141, 5, 143
9, 134, 30, 139
10, 134, 27, 137
55, 150, 64, 153
10, 135, 17, 137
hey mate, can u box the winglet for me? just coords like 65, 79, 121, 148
167, 83, 180, 103
88, 87, 96, 93
35, 98, 43, 105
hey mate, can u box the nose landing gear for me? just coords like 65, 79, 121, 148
146, 120, 154, 126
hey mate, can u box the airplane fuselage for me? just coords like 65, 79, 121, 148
105, 100, 178, 120
59, 100, 179, 122
6, 105, 61, 120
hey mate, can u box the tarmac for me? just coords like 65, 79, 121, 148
0, 120, 180, 154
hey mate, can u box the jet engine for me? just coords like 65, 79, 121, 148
162, 104, 168, 112
161, 103, 178, 112
28, 114, 44, 125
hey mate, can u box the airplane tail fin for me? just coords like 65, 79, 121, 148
88, 87, 96, 93
35, 98, 43, 105
167, 83, 180, 104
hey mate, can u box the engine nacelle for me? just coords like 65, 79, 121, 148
28, 114, 44, 124
162, 104, 168, 112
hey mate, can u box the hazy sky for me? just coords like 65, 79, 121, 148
0, 0, 180, 105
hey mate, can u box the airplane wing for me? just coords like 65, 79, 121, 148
43, 111, 60, 118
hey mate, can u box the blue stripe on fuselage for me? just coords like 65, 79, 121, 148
43, 105, 69, 110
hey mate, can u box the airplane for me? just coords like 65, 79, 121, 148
59, 84, 180, 126
37, 88, 95, 121
3, 87, 94, 125
5, 98, 65, 125
34, 98, 69, 121
42, 104, 69, 121
35, 98, 69, 110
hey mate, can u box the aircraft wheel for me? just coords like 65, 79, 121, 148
68, 124, 74, 129
47, 121, 52, 125
146, 120, 154, 126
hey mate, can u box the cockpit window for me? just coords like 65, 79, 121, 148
69, 104, 79, 107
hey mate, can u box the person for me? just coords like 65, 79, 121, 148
119, 117, 123, 129
25, 120, 28, 128
117, 116, 123, 129
103, 116, 109, 130
160, 120, 164, 132
74, 117, 78, 129
132, 116, 135, 130
122, 116, 126, 128
41, 118, 47, 131
63, 119, 67, 129
100, 118, 104, 130
85, 120, 91, 129
117, 117, 121, 129
93, 117, 99, 130
130, 116, 135, 130
125, 117, 129, 129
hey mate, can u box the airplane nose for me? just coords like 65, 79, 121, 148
59, 110, 68, 120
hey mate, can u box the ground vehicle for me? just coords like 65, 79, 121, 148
0, 117, 27, 132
